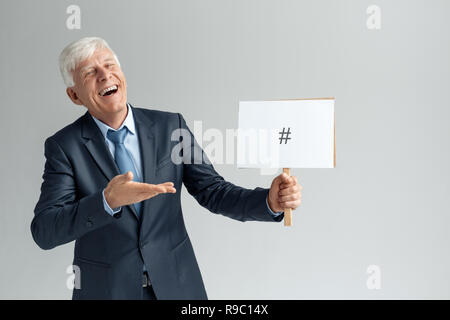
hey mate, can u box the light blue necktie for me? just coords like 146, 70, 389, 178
107, 127, 142, 216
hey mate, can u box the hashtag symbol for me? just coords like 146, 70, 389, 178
279, 127, 291, 144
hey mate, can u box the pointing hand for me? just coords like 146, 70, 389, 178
104, 171, 176, 209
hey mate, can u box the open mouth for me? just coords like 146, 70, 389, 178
99, 85, 119, 97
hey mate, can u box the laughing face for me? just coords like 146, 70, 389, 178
66, 48, 127, 124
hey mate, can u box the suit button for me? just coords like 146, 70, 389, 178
86, 221, 93, 227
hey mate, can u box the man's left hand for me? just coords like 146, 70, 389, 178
268, 172, 302, 213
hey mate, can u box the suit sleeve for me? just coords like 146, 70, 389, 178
31, 136, 116, 250
178, 113, 284, 223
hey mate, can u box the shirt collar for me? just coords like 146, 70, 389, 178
90, 103, 136, 140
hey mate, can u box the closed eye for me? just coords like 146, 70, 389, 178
85, 69, 95, 77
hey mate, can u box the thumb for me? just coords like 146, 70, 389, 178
278, 172, 290, 184
121, 171, 134, 182
272, 172, 289, 188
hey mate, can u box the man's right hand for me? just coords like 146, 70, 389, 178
104, 171, 176, 209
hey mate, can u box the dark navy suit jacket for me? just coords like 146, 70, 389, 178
31, 105, 283, 300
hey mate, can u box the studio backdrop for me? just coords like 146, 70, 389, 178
1, 0, 449, 299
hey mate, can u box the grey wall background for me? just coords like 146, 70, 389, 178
1, 0, 449, 299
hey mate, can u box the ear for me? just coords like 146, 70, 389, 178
66, 87, 83, 106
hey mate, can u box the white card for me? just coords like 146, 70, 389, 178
237, 98, 335, 168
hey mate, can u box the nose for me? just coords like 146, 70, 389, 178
97, 67, 111, 82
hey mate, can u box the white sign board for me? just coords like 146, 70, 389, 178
237, 98, 335, 169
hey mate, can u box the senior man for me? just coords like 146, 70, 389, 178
31, 37, 302, 300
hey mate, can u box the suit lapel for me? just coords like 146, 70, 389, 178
81, 110, 142, 220
134, 111, 156, 184
82, 112, 120, 181
132, 107, 157, 226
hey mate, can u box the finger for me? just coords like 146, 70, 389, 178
279, 200, 301, 210
280, 175, 296, 185
157, 185, 177, 194
278, 193, 300, 203
122, 171, 133, 182
280, 180, 302, 189
155, 182, 176, 192
278, 185, 300, 196
149, 185, 168, 194
128, 181, 157, 193
131, 182, 176, 195
287, 176, 294, 185
111, 171, 130, 183
279, 172, 290, 184
273, 173, 289, 186
135, 186, 176, 202
279, 181, 297, 191
159, 182, 174, 187
149, 184, 177, 194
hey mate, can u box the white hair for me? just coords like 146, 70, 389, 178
59, 37, 121, 87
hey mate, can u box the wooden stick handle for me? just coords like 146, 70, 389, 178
283, 168, 293, 227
